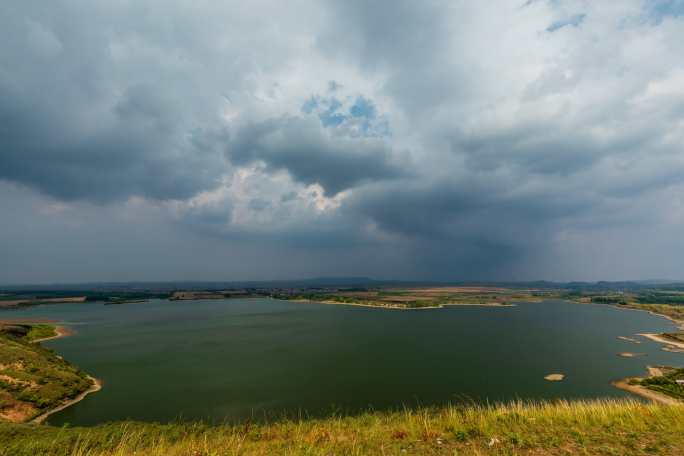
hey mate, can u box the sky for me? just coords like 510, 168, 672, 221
1, 0, 684, 284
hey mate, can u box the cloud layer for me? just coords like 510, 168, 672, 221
1, 0, 684, 283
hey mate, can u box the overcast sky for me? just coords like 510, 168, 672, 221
1, 1, 684, 284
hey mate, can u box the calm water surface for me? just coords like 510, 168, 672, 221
3, 298, 682, 425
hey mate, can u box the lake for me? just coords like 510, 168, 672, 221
3, 298, 682, 426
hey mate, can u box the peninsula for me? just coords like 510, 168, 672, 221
0, 322, 99, 423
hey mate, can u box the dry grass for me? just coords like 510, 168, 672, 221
401, 287, 513, 294
622, 303, 684, 327
2, 399, 684, 455
312, 287, 551, 308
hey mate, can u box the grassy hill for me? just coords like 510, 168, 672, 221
1, 400, 684, 455
0, 324, 94, 422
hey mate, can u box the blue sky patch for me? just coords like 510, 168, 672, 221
546, 13, 586, 32
301, 91, 389, 137
350, 96, 376, 119
646, 0, 684, 23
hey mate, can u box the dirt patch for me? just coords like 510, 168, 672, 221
647, 366, 666, 377
0, 397, 38, 423
0, 374, 36, 389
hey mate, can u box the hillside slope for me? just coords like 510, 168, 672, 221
2, 399, 684, 455
0, 324, 94, 422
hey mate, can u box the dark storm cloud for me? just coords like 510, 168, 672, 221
227, 117, 404, 195
318, 0, 466, 114
0, 85, 228, 201
451, 124, 642, 177
348, 175, 591, 245
0, 2, 233, 202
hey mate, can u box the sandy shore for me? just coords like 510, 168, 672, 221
638, 333, 684, 350
544, 373, 564, 381
618, 352, 645, 358
617, 336, 641, 344
287, 299, 443, 310
442, 302, 516, 308
613, 378, 681, 406
32, 325, 74, 343
31, 376, 102, 424
613, 304, 684, 351
287, 299, 514, 311
613, 305, 684, 330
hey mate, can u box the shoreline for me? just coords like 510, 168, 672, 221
612, 304, 684, 352
287, 299, 440, 310
20, 322, 103, 424
613, 366, 681, 405
30, 376, 102, 424
612, 378, 680, 405
613, 304, 684, 330
638, 333, 684, 350
599, 304, 684, 401
443, 302, 516, 308
284, 298, 515, 310
31, 325, 73, 343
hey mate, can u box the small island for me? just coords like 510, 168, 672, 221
544, 373, 565, 381
272, 286, 551, 310
618, 352, 645, 358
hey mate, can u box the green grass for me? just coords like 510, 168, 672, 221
620, 303, 684, 323
638, 368, 684, 401
0, 326, 93, 422
1, 400, 684, 455
24, 325, 58, 342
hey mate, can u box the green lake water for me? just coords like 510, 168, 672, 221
3, 298, 682, 425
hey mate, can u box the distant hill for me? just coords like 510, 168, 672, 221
2, 278, 684, 293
